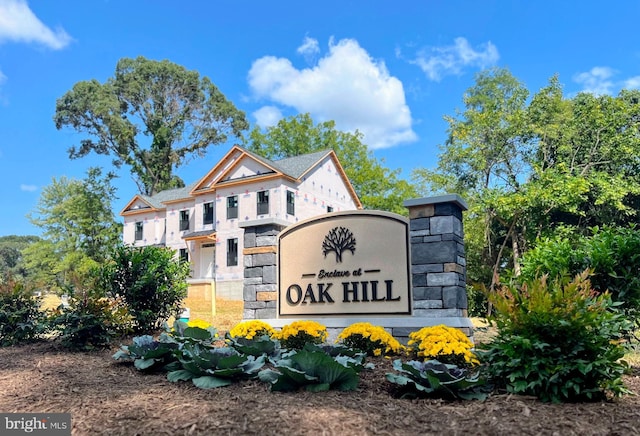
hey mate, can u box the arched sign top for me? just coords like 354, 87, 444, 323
278, 211, 412, 317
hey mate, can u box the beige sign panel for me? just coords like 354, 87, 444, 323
278, 211, 412, 316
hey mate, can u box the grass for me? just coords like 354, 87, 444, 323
186, 297, 243, 335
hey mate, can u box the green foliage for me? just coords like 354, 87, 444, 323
0, 235, 39, 281
466, 285, 488, 317
414, 68, 640, 295
225, 334, 281, 359
479, 272, 632, 402
99, 245, 190, 333
386, 359, 488, 400
258, 347, 363, 392
49, 286, 132, 351
112, 335, 179, 372
244, 113, 418, 214
0, 276, 48, 346
23, 168, 122, 293
520, 226, 640, 322
166, 323, 264, 389
54, 56, 249, 195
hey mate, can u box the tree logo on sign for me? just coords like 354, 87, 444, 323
322, 227, 356, 263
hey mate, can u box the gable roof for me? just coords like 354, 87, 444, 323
120, 183, 197, 216
121, 145, 362, 216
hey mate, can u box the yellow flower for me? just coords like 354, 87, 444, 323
336, 322, 405, 356
272, 320, 328, 349
187, 319, 212, 330
229, 320, 275, 340
408, 324, 478, 366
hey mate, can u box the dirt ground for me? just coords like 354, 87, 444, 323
1, 341, 639, 436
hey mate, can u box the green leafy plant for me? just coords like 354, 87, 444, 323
112, 335, 178, 372
336, 322, 405, 356
258, 348, 361, 392
0, 275, 48, 346
168, 346, 266, 389
50, 286, 131, 351
226, 334, 281, 359
272, 320, 328, 350
479, 271, 632, 402
520, 226, 640, 325
386, 359, 488, 400
98, 245, 190, 333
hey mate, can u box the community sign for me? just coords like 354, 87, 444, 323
277, 210, 412, 316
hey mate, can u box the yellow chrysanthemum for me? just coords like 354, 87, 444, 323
336, 322, 405, 356
187, 319, 212, 330
272, 320, 328, 349
228, 320, 275, 340
408, 324, 478, 366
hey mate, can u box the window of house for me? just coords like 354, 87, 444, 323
327, 206, 334, 213
257, 190, 269, 215
134, 221, 143, 240
227, 238, 238, 266
227, 195, 238, 219
179, 210, 190, 231
203, 202, 214, 225
286, 190, 295, 215
179, 248, 189, 263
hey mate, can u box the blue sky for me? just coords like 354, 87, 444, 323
1, 0, 639, 236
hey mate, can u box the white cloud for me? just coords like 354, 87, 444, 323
624, 76, 640, 90
248, 37, 417, 149
408, 37, 499, 81
297, 36, 320, 63
20, 184, 38, 192
253, 105, 282, 128
0, 0, 72, 49
573, 67, 616, 95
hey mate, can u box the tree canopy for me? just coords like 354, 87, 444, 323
23, 168, 122, 291
414, 67, 640, 304
243, 113, 417, 214
54, 56, 249, 195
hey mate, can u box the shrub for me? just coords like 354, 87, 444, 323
50, 286, 132, 350
272, 320, 327, 350
0, 276, 47, 346
99, 245, 190, 333
336, 322, 404, 356
407, 325, 478, 367
520, 226, 640, 323
228, 320, 275, 340
479, 271, 632, 403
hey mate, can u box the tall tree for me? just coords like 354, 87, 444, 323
414, 67, 531, 291
0, 235, 40, 282
244, 113, 417, 214
54, 56, 249, 195
23, 168, 122, 291
414, 68, 640, 312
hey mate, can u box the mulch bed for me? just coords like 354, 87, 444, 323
1, 341, 639, 435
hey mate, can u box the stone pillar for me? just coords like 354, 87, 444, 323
240, 219, 288, 320
404, 195, 468, 317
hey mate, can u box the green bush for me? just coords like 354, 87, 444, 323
479, 271, 632, 403
99, 245, 190, 333
49, 286, 132, 351
520, 226, 640, 322
0, 276, 47, 346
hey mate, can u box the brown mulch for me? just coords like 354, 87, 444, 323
1, 342, 639, 436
